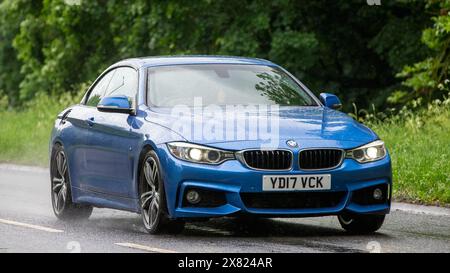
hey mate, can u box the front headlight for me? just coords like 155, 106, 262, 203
346, 140, 387, 163
166, 142, 235, 164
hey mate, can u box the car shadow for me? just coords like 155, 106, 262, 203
183, 217, 389, 238
79, 212, 392, 241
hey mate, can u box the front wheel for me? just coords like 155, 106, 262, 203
139, 150, 185, 234
338, 213, 385, 234
50, 144, 93, 220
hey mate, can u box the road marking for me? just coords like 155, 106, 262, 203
0, 218, 64, 233
392, 202, 450, 217
115, 242, 177, 253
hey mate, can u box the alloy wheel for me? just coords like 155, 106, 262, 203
52, 150, 68, 214
141, 157, 161, 230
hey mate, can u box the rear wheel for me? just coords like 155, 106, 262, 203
51, 144, 93, 220
338, 213, 385, 234
139, 150, 184, 234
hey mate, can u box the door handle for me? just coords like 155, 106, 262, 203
85, 117, 95, 127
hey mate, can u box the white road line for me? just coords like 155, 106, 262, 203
0, 218, 64, 233
115, 242, 178, 253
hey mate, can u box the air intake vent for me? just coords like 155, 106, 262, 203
299, 149, 343, 170
241, 150, 292, 170
241, 191, 346, 209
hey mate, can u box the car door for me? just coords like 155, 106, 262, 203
66, 70, 115, 191
83, 67, 140, 197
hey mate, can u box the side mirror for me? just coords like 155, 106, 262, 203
97, 96, 133, 114
319, 93, 342, 110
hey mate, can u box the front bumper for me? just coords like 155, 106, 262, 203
157, 145, 392, 219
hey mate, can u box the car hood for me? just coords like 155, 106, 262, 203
145, 106, 378, 150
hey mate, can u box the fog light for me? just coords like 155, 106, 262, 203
186, 190, 201, 204
373, 188, 383, 200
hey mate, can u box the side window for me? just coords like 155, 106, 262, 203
85, 70, 115, 107
104, 67, 138, 102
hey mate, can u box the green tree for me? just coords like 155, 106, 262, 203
0, 0, 41, 107
395, 0, 450, 103
13, 0, 117, 101
0, 0, 433, 111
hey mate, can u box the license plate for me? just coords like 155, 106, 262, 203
262, 174, 331, 191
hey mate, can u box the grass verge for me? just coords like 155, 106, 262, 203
0, 93, 78, 166
368, 98, 450, 206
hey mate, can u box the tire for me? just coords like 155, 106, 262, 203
139, 150, 185, 234
338, 213, 385, 234
50, 144, 93, 220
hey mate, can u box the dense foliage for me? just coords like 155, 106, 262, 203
395, 0, 450, 103
0, 0, 437, 111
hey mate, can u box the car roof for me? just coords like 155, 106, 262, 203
110, 55, 277, 69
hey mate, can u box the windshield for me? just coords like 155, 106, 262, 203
147, 64, 318, 107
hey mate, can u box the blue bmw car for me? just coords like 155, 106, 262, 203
50, 56, 391, 234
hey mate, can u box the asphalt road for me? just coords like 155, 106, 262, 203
0, 164, 449, 253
